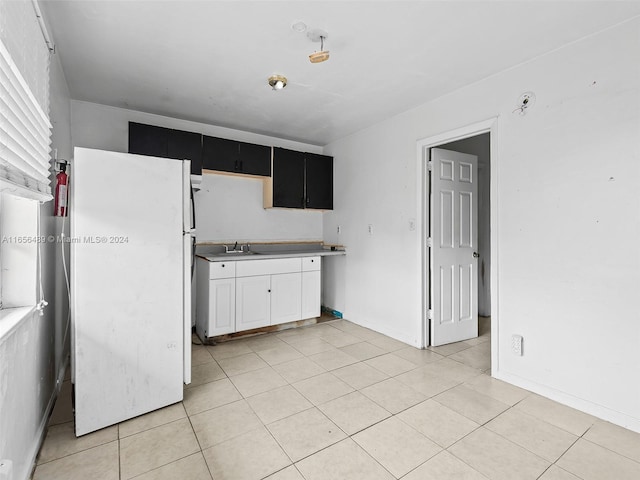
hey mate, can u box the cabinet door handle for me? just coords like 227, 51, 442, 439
268, 289, 271, 293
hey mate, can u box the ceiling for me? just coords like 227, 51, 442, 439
40, 1, 640, 146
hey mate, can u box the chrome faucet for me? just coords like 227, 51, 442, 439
224, 242, 246, 253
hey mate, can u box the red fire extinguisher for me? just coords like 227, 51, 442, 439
54, 162, 68, 217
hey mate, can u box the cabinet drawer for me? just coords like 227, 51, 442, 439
209, 261, 236, 279
236, 258, 301, 277
302, 256, 321, 271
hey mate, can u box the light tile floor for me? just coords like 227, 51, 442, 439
33, 317, 640, 479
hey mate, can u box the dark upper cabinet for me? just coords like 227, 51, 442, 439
128, 122, 168, 158
304, 153, 333, 210
271, 148, 333, 210
168, 129, 202, 175
273, 147, 305, 208
128, 122, 203, 175
202, 136, 237, 172
239, 141, 271, 176
202, 136, 271, 176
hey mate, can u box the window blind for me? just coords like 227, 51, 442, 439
0, 0, 52, 202
0, 38, 52, 201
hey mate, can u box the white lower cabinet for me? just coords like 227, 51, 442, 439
196, 258, 236, 337
236, 275, 271, 331
271, 273, 302, 325
302, 270, 321, 319
197, 255, 323, 339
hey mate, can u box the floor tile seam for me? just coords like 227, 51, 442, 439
350, 429, 432, 479
184, 404, 208, 452
480, 419, 562, 466
361, 385, 430, 416
546, 434, 584, 477
435, 382, 512, 413
248, 392, 316, 429
370, 353, 425, 371
118, 435, 122, 480
126, 451, 207, 480
119, 413, 193, 439
227, 364, 278, 382
303, 352, 359, 371
395, 448, 470, 480
444, 425, 523, 479
485, 405, 584, 450
290, 369, 353, 397
295, 436, 397, 480
263, 410, 347, 465
458, 376, 531, 407
375, 410, 446, 447
36, 432, 119, 466
259, 464, 303, 480
392, 406, 479, 449
510, 401, 596, 439
220, 364, 269, 378
568, 436, 640, 466
185, 373, 230, 390
34, 439, 120, 477
185, 382, 243, 416
119, 429, 201, 479
198, 423, 267, 456
441, 355, 485, 374
279, 368, 330, 386
338, 373, 392, 394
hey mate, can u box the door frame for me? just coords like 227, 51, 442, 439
416, 117, 499, 375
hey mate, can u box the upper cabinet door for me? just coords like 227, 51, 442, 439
238, 141, 271, 176
128, 122, 169, 158
305, 153, 333, 210
273, 147, 305, 208
202, 136, 239, 172
202, 136, 271, 177
168, 129, 202, 175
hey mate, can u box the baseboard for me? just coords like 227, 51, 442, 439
494, 370, 640, 434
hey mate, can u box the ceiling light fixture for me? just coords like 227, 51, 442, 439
291, 21, 307, 33
307, 29, 330, 63
268, 75, 287, 90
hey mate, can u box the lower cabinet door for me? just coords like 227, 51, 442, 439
302, 270, 321, 319
208, 279, 236, 336
236, 275, 271, 331
271, 273, 302, 325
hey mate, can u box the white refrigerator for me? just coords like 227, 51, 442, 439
70, 147, 192, 436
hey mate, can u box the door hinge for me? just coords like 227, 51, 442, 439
427, 161, 433, 171
426, 237, 433, 247
427, 309, 433, 320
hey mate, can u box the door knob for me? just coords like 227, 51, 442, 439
473, 252, 480, 258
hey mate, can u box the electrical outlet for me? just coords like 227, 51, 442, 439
511, 335, 523, 356
367, 224, 373, 235
337, 225, 341, 235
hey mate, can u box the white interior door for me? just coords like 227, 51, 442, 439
430, 148, 478, 346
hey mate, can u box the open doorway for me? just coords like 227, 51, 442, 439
429, 134, 491, 370
418, 118, 497, 374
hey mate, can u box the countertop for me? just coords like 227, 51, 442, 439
198, 249, 345, 262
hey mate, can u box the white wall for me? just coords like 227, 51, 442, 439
0, 50, 72, 480
323, 18, 640, 432
70, 101, 324, 243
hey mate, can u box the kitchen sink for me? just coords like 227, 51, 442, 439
221, 251, 261, 256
